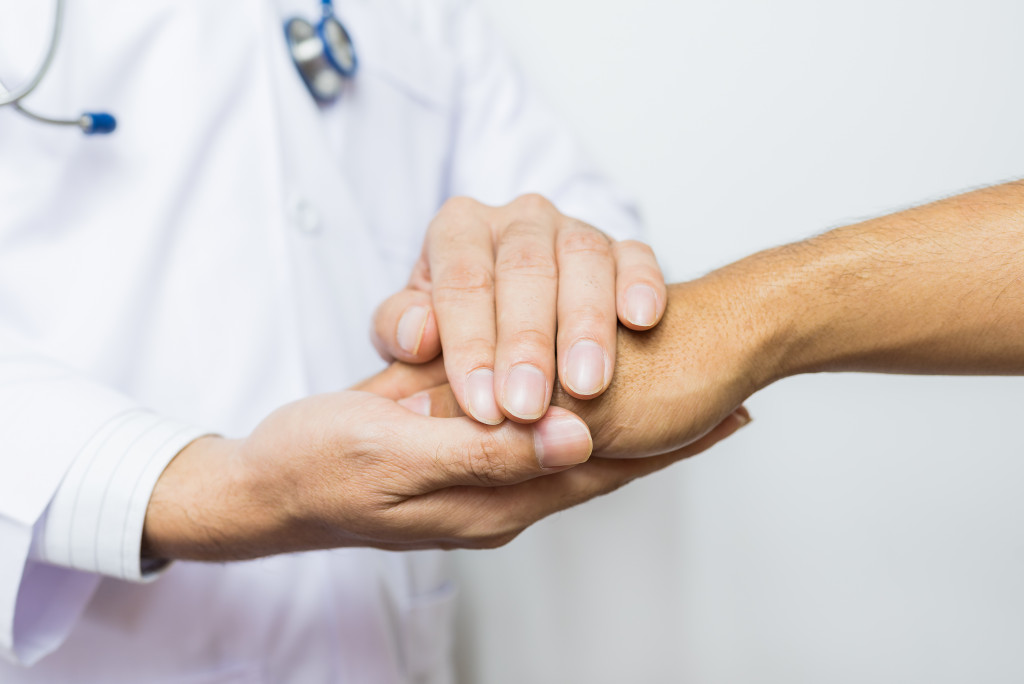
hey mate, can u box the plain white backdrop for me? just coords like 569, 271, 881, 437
455, 1, 1024, 683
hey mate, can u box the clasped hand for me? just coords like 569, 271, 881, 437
144, 196, 751, 561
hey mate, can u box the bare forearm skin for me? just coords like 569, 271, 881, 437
141, 436, 286, 562
727, 180, 1024, 384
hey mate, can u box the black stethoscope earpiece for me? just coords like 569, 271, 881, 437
284, 0, 359, 104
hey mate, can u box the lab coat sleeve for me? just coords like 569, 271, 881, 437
0, 347, 207, 666
444, 1, 643, 241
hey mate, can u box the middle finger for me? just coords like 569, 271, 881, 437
492, 219, 559, 422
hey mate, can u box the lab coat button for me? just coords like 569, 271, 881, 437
289, 196, 322, 234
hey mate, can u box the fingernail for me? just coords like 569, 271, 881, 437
565, 340, 608, 396
534, 412, 593, 468
398, 392, 432, 416
396, 306, 430, 355
466, 368, 504, 425
733, 411, 752, 427
625, 285, 658, 328
503, 364, 548, 420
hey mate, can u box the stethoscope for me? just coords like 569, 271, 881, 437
0, 0, 115, 134
0, 0, 358, 135
284, 0, 359, 103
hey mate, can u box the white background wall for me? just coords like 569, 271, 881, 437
455, 2, 1024, 682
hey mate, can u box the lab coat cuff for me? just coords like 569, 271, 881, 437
30, 411, 210, 583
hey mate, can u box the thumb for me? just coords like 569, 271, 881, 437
409, 406, 593, 490
371, 289, 441, 364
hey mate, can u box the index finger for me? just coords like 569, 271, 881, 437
427, 199, 505, 425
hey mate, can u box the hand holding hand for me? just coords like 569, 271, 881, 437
143, 362, 594, 559
143, 335, 753, 562
404, 276, 763, 460
371, 195, 667, 424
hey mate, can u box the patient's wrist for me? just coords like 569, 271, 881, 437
695, 243, 820, 390
716, 237, 851, 385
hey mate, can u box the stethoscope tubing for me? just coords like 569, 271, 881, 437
0, 0, 65, 107
2, 0, 352, 132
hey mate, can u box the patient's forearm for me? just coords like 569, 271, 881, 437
350, 182, 1024, 465
724, 180, 1024, 382
553, 180, 1024, 458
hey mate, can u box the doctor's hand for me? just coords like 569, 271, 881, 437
404, 277, 763, 461
371, 194, 667, 426
141, 362, 601, 559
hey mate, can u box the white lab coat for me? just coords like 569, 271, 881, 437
0, 0, 639, 681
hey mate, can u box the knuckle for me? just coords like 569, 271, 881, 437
429, 197, 491, 243
500, 219, 550, 244
616, 239, 658, 261
438, 195, 481, 218
511, 193, 555, 216
563, 308, 615, 336
620, 274, 666, 298
558, 227, 613, 260
432, 264, 494, 300
505, 327, 555, 353
496, 231, 557, 278
446, 334, 494, 368
497, 249, 557, 279
463, 434, 514, 486
619, 269, 663, 289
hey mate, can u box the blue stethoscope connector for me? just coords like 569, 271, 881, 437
82, 112, 117, 135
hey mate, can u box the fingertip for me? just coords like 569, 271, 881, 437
375, 290, 442, 363
390, 306, 441, 363
465, 368, 505, 425
398, 392, 432, 417
731, 406, 753, 427
653, 279, 669, 324
620, 284, 661, 330
700, 407, 754, 447
501, 363, 551, 422
562, 338, 611, 399
413, 309, 442, 360
370, 329, 395, 363
533, 407, 593, 469
613, 239, 667, 331
396, 305, 431, 355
